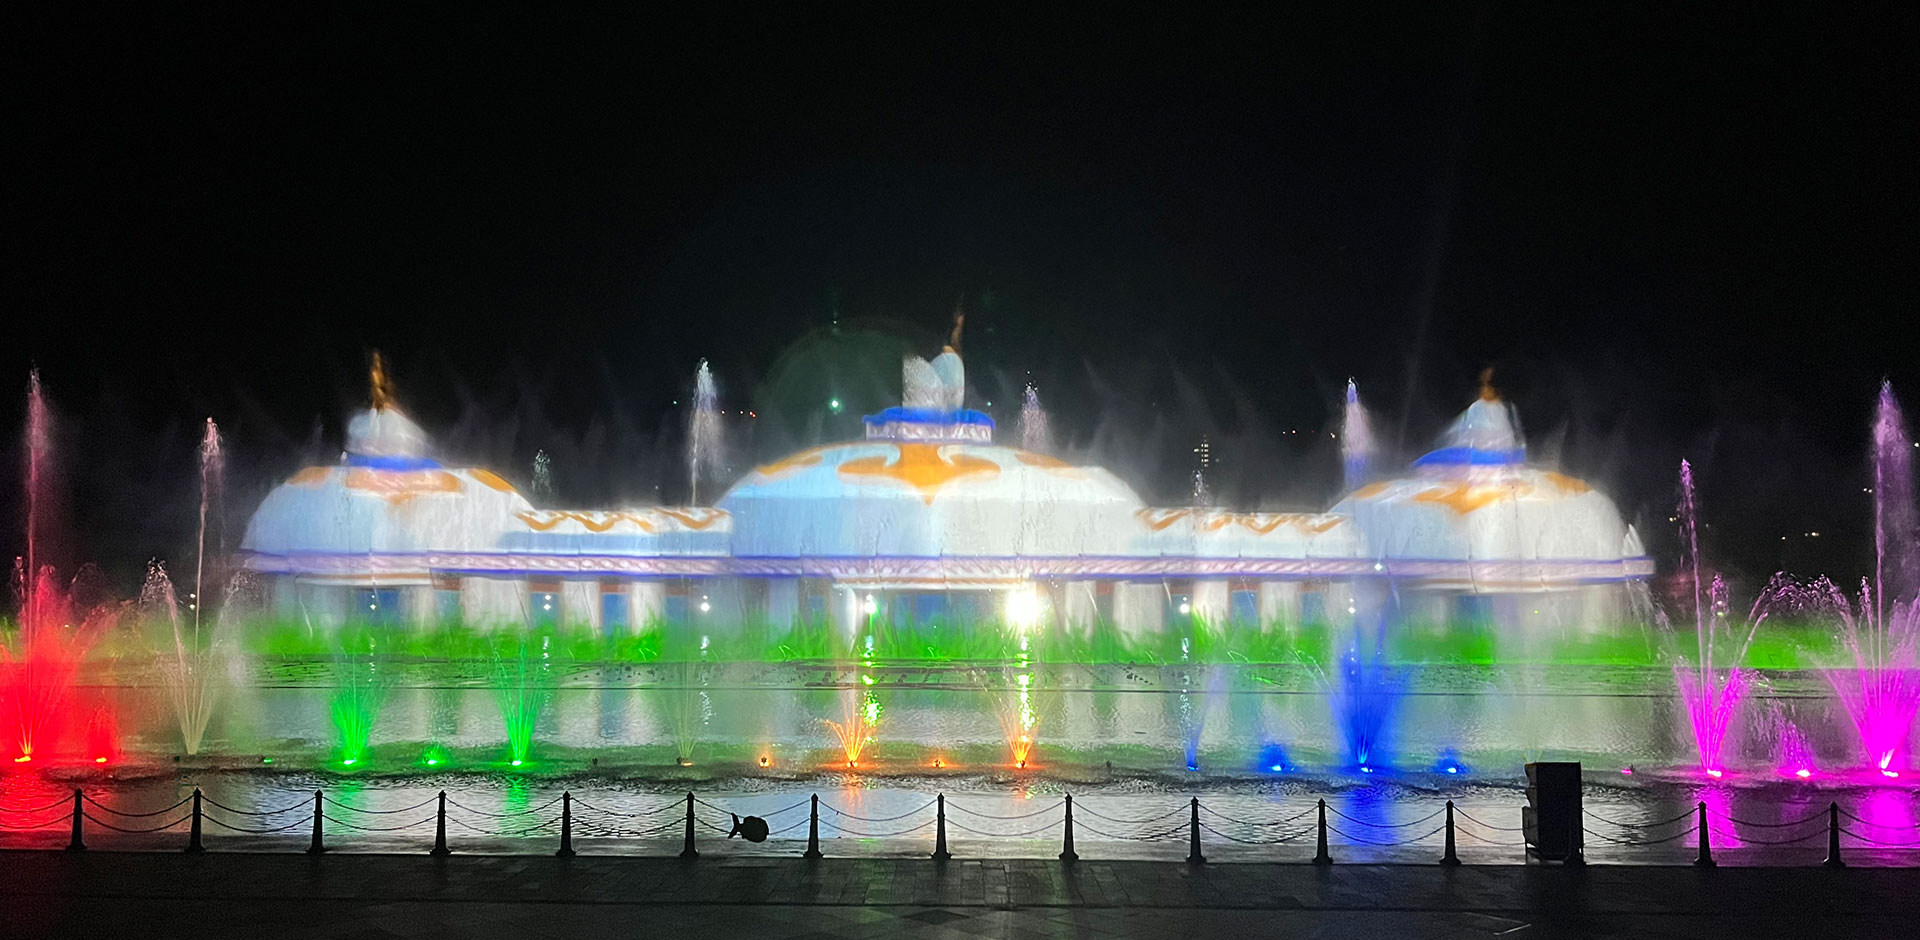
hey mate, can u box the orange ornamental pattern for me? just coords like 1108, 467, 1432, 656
1134, 508, 1348, 535
837, 444, 1000, 504
745, 446, 829, 481
514, 507, 731, 533
342, 468, 463, 505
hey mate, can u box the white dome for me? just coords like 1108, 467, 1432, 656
1333, 467, 1648, 589
241, 464, 532, 559
717, 441, 1145, 560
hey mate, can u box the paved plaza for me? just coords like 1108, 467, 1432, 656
3, 849, 1914, 939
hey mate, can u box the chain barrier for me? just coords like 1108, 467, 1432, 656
946, 799, 1063, 820
318, 813, 439, 833
3, 787, 1916, 863
81, 793, 192, 818
1709, 808, 1827, 829
1582, 807, 1695, 830
80, 811, 191, 834
203, 795, 311, 817
820, 798, 938, 823
446, 794, 563, 819
1326, 806, 1446, 829
319, 795, 438, 815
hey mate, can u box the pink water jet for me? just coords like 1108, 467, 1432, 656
1672, 461, 1761, 776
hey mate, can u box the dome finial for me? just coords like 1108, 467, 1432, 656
370, 350, 396, 410
1478, 366, 1498, 402
946, 296, 965, 353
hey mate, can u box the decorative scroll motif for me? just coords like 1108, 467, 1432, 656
344, 468, 463, 505
745, 446, 828, 482
1013, 450, 1086, 477
658, 507, 729, 529
287, 467, 333, 486
514, 507, 732, 533
837, 444, 999, 504
515, 510, 655, 533
1412, 482, 1534, 514
1541, 471, 1592, 494
1136, 508, 1347, 536
468, 468, 518, 493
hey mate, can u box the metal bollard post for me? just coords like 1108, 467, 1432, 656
678, 792, 699, 859
306, 790, 325, 855
1439, 800, 1459, 866
1060, 794, 1079, 863
1312, 798, 1332, 866
556, 791, 575, 858
1824, 802, 1845, 868
186, 788, 205, 853
931, 793, 952, 861
1187, 797, 1205, 864
1693, 800, 1714, 868
803, 794, 823, 859
430, 791, 451, 856
66, 789, 85, 852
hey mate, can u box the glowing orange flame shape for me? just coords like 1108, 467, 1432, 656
837, 444, 999, 504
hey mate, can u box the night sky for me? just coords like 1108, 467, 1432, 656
2, 7, 1914, 594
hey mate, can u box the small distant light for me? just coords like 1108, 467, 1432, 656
1705, 768, 1723, 779
426, 758, 439, 766
1795, 768, 1812, 779
699, 601, 711, 612
1621, 766, 1634, 776
342, 758, 356, 766
759, 756, 771, 768
1015, 760, 1027, 769
933, 759, 946, 769
511, 759, 523, 767
1186, 761, 1199, 771
1270, 764, 1285, 773
1178, 602, 1191, 615
1883, 769, 1901, 779
13, 755, 29, 763
262, 757, 273, 764
1359, 764, 1373, 774
95, 756, 108, 763
1445, 765, 1458, 774
846, 760, 857, 769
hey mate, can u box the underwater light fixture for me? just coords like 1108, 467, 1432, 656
759, 756, 771, 768
1360, 764, 1373, 773
342, 758, 356, 766
1705, 768, 1723, 779
933, 758, 945, 769
13, 756, 29, 763
94, 756, 107, 763
262, 757, 273, 764
1884, 769, 1902, 779
1445, 765, 1458, 774
1795, 768, 1812, 779
1178, 602, 1191, 615
1621, 766, 1634, 775
426, 758, 439, 766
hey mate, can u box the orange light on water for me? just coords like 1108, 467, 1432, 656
759, 756, 771, 768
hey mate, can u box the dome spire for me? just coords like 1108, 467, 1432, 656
370, 350, 396, 410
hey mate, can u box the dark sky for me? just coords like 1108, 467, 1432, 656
2, 7, 1915, 593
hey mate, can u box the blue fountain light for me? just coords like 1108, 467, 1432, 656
1256, 744, 1294, 774
1432, 748, 1468, 777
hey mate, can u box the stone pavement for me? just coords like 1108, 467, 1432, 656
2, 850, 1913, 938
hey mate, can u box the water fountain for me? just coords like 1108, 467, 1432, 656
1018, 383, 1051, 454
688, 359, 723, 504
1, 372, 115, 763
1341, 378, 1372, 492
491, 633, 555, 766
1670, 460, 1761, 777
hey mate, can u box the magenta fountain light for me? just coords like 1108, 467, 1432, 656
1672, 460, 1761, 778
